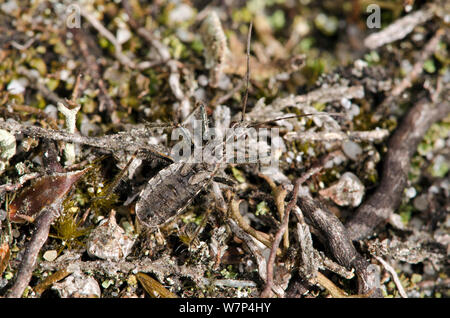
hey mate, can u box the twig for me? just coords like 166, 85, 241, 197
376, 27, 445, 117
202, 278, 257, 289
72, 29, 117, 116
226, 220, 270, 280
16, 67, 65, 106
293, 207, 318, 280
346, 98, 450, 240
284, 129, 389, 143
6, 205, 60, 298
0, 118, 172, 162
241, 22, 252, 122
259, 174, 289, 249
363, 5, 435, 49
260, 177, 302, 297
375, 256, 408, 298
10, 105, 58, 130
315, 272, 349, 298
79, 7, 136, 69
391, 28, 444, 97
247, 85, 364, 122
33, 268, 71, 296
0, 173, 41, 195
292, 205, 355, 281
38, 254, 207, 288
122, 0, 171, 62
167, 60, 191, 120
122, 0, 190, 120
296, 194, 382, 297
320, 254, 355, 280
229, 198, 278, 254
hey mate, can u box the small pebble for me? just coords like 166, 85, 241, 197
43, 250, 58, 262
52, 271, 101, 298
44, 104, 58, 119
405, 187, 417, 199
116, 28, 131, 44
198, 74, 209, 87
1, 0, 18, 14
342, 141, 362, 161
168, 3, 194, 24
340, 98, 351, 110
11, 229, 20, 238
413, 194, 428, 212
0, 129, 16, 161
7, 78, 28, 95
319, 172, 365, 207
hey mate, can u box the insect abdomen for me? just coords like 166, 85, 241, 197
135, 162, 212, 229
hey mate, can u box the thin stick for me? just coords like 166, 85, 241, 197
259, 174, 288, 249
390, 28, 444, 97
284, 129, 389, 143
375, 256, 408, 298
241, 22, 252, 122
0, 118, 173, 163
79, 7, 136, 69
260, 177, 302, 297
229, 198, 279, 255
7, 206, 59, 298
376, 27, 445, 118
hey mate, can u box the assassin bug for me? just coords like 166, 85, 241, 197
0, 23, 338, 232
134, 23, 338, 231
134, 22, 257, 229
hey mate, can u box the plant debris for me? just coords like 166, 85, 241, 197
0, 0, 449, 299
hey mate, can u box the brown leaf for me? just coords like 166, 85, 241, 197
136, 272, 177, 298
0, 242, 10, 275
8, 169, 88, 223
34, 268, 71, 295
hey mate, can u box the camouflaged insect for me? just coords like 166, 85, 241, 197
135, 160, 220, 229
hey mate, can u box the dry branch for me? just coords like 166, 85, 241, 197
272, 85, 364, 112
284, 129, 389, 142
260, 177, 301, 297
6, 205, 60, 298
364, 5, 435, 50
296, 194, 382, 297
346, 98, 450, 241
0, 118, 172, 162
79, 7, 136, 69
376, 28, 445, 117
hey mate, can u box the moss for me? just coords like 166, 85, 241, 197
302, 58, 326, 85
255, 201, 270, 216
269, 10, 286, 31
398, 203, 414, 225
231, 7, 253, 24
220, 265, 238, 279
423, 59, 436, 73
231, 167, 246, 183
50, 201, 91, 252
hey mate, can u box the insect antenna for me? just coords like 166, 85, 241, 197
248, 112, 345, 127
240, 21, 253, 123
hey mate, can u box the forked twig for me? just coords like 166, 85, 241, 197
7, 205, 60, 298
260, 177, 302, 297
